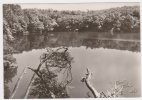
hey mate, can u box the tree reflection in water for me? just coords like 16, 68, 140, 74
11, 34, 140, 53
4, 54, 18, 98
28, 47, 73, 98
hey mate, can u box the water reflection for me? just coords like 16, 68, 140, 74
4, 32, 140, 98
11, 47, 140, 98
12, 32, 140, 53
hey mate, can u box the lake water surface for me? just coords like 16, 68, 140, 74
8, 47, 140, 98
5, 33, 141, 98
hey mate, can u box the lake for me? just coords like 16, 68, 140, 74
4, 32, 141, 98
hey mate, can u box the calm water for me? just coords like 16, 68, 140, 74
7, 47, 140, 98
5, 33, 141, 98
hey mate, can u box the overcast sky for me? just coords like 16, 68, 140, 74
19, 3, 139, 11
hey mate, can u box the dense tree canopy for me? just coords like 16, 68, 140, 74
3, 4, 140, 98
3, 4, 140, 39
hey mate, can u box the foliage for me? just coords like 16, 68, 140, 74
4, 53, 18, 98
3, 4, 140, 40
3, 4, 140, 98
3, 4, 27, 37
28, 47, 73, 98
29, 70, 69, 98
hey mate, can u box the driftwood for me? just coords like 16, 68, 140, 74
10, 67, 27, 99
9, 58, 45, 99
81, 68, 100, 98
24, 73, 35, 99
23, 51, 52, 98
81, 68, 124, 98
12, 47, 71, 98
23, 48, 58, 98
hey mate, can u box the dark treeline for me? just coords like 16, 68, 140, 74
3, 4, 140, 41
3, 4, 140, 98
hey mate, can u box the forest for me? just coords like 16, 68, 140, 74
3, 4, 140, 42
3, 4, 140, 98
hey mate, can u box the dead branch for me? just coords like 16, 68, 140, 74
24, 52, 54, 98
28, 67, 45, 83
81, 68, 100, 98
10, 67, 27, 99
24, 73, 35, 99
26, 67, 56, 98
24, 47, 71, 98
100, 92, 107, 98
24, 51, 54, 98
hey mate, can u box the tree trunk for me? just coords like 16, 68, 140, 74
81, 68, 100, 98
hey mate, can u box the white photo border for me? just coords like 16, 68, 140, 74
0, 0, 141, 100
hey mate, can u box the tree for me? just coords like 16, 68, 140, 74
4, 54, 18, 98
133, 10, 140, 19
25, 47, 73, 98
3, 4, 27, 37
120, 14, 134, 33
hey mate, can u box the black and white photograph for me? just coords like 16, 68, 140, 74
3, 2, 141, 99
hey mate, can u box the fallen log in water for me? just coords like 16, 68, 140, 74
81, 68, 100, 98
24, 73, 35, 99
15, 47, 72, 98
24, 53, 52, 98
81, 68, 124, 98
10, 67, 27, 99
23, 49, 56, 98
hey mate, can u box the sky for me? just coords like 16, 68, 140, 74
19, 3, 140, 11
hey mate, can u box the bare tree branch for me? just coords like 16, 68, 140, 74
10, 67, 27, 99
24, 47, 71, 98
24, 73, 35, 99
81, 68, 100, 98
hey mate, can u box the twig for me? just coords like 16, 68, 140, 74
100, 92, 107, 98
28, 67, 44, 82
